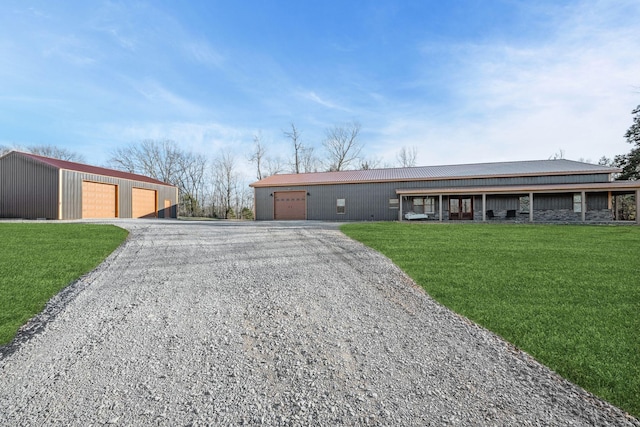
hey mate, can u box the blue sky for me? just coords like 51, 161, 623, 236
1, 0, 639, 177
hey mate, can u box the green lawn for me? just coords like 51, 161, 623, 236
0, 223, 129, 345
341, 222, 640, 418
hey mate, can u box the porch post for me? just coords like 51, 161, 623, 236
399, 195, 403, 221
529, 192, 534, 223
581, 191, 586, 222
636, 190, 640, 225
439, 194, 443, 221
608, 191, 614, 220
482, 193, 486, 221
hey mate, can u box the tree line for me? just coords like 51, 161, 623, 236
596, 104, 640, 220
109, 140, 252, 219
602, 104, 640, 181
5, 105, 638, 220
1, 122, 420, 219
0, 144, 86, 162
248, 121, 419, 181
108, 122, 419, 217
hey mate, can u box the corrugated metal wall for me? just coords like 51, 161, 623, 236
0, 153, 59, 219
61, 170, 178, 219
254, 174, 614, 221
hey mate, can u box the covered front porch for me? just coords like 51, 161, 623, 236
396, 182, 640, 224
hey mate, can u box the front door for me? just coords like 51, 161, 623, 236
449, 197, 473, 220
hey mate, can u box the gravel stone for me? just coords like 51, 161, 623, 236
0, 219, 638, 426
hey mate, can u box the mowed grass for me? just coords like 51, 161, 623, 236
0, 223, 128, 345
341, 222, 640, 418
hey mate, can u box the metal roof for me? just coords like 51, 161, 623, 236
250, 159, 620, 188
5, 151, 173, 187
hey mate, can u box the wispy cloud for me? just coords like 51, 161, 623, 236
184, 40, 225, 68
41, 35, 97, 66
298, 90, 351, 112
389, 0, 640, 165
81, 120, 253, 168
130, 79, 209, 118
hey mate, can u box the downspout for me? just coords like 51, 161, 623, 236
58, 169, 63, 220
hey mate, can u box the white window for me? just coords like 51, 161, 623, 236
425, 197, 435, 213
412, 197, 424, 213
573, 194, 582, 213
337, 198, 346, 214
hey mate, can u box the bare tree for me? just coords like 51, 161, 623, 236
359, 156, 382, 170
300, 146, 320, 173
549, 149, 566, 160
176, 152, 208, 217
284, 123, 303, 173
396, 146, 418, 167
109, 139, 184, 183
213, 150, 238, 219
27, 145, 85, 162
109, 139, 208, 216
233, 178, 254, 220
323, 121, 363, 171
3, 144, 85, 162
248, 133, 266, 180
265, 156, 286, 176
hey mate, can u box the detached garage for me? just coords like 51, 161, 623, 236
0, 151, 178, 220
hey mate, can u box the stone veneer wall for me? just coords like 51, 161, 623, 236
475, 209, 614, 222
585, 209, 614, 222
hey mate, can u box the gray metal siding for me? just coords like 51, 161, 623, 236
61, 170, 178, 219
254, 173, 615, 221
393, 173, 610, 189
308, 183, 399, 221
256, 183, 403, 221
0, 153, 59, 219
586, 192, 608, 210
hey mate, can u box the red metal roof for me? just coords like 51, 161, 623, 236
250, 159, 620, 188
14, 151, 173, 186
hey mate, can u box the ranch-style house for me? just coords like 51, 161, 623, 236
250, 159, 640, 224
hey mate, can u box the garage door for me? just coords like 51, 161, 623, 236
132, 188, 157, 218
82, 181, 117, 219
274, 191, 306, 220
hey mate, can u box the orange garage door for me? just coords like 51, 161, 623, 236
132, 188, 157, 218
82, 181, 117, 218
274, 191, 306, 220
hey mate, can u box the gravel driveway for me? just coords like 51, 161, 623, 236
0, 220, 637, 426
